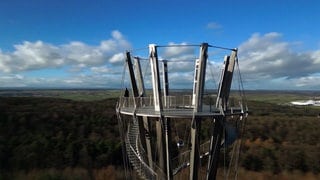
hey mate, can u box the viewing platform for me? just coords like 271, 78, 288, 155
118, 95, 243, 118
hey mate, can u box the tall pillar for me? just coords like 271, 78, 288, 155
190, 43, 208, 180
149, 44, 167, 178
162, 60, 172, 179
149, 44, 162, 112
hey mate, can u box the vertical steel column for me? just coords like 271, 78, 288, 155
162, 60, 173, 179
143, 116, 153, 169
163, 60, 169, 107
193, 43, 208, 112
190, 43, 208, 180
149, 44, 162, 112
149, 44, 167, 179
206, 115, 223, 180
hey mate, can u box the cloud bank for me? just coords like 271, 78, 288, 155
239, 32, 320, 89
0, 30, 130, 73
0, 30, 131, 88
1, 31, 320, 89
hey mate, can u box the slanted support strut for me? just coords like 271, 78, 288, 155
125, 51, 149, 168
206, 50, 237, 180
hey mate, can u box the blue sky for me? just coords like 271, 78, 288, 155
0, 0, 320, 90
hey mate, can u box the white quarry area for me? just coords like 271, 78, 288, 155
290, 99, 320, 106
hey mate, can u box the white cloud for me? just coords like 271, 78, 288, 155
112, 30, 123, 40
0, 30, 132, 88
311, 50, 320, 63
294, 75, 320, 88
109, 53, 124, 64
63, 79, 83, 84
0, 53, 11, 73
207, 22, 222, 30
0, 30, 131, 73
63, 41, 104, 65
238, 32, 320, 89
162, 42, 195, 60
100, 30, 131, 52
1, 41, 64, 73
90, 66, 111, 73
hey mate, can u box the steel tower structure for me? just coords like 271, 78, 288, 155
116, 43, 247, 180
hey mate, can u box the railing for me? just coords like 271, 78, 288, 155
125, 118, 158, 179
119, 95, 217, 110
172, 140, 211, 175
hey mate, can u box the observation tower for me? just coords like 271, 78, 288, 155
116, 43, 248, 180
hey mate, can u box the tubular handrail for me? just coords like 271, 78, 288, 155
125, 121, 158, 179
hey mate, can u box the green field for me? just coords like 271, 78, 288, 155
244, 90, 319, 104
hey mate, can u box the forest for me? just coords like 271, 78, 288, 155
0, 91, 320, 179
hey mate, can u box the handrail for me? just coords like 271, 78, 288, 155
126, 121, 158, 179
119, 95, 217, 110
172, 140, 211, 175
